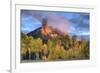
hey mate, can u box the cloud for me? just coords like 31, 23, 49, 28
21, 10, 71, 33
21, 10, 90, 36
46, 14, 71, 33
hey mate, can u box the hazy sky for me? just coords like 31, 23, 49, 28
21, 10, 90, 36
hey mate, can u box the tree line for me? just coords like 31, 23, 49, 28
21, 32, 89, 62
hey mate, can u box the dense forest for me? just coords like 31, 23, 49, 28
21, 32, 89, 62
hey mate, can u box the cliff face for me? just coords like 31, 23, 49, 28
27, 18, 59, 38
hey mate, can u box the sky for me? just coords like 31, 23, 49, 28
21, 10, 90, 38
